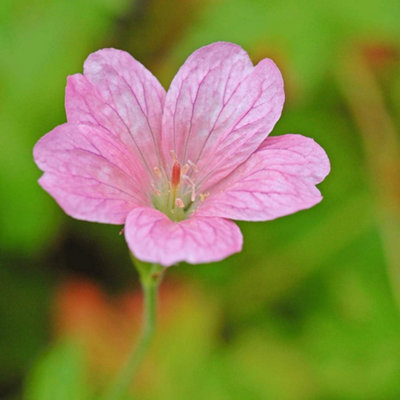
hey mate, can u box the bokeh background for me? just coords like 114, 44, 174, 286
1, 0, 400, 399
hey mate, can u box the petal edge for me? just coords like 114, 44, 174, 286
125, 207, 243, 266
197, 134, 330, 221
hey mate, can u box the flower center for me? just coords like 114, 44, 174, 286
151, 158, 208, 222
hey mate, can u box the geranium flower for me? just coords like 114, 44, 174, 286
34, 42, 329, 266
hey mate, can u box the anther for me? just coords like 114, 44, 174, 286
200, 192, 210, 201
175, 198, 185, 208
153, 166, 161, 177
181, 164, 189, 175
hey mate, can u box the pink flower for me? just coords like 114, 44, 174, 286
34, 42, 330, 266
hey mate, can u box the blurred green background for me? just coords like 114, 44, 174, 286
1, 0, 400, 399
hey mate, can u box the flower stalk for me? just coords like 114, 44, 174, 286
102, 261, 164, 400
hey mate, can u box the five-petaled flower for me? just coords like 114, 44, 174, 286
34, 42, 330, 266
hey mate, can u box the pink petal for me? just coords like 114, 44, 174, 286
161, 41, 284, 190
196, 134, 330, 221
34, 123, 146, 224
66, 48, 165, 191
124, 207, 243, 266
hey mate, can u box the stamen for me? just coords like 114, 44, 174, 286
200, 192, 210, 201
151, 183, 161, 196
153, 166, 161, 177
170, 150, 178, 161
187, 160, 198, 172
175, 198, 185, 208
183, 174, 196, 202
181, 164, 189, 175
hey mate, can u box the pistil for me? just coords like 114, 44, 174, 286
171, 160, 181, 209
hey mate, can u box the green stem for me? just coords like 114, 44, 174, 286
103, 263, 164, 400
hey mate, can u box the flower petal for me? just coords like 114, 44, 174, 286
124, 207, 243, 266
66, 48, 165, 190
34, 123, 146, 224
162, 41, 284, 190
197, 134, 330, 221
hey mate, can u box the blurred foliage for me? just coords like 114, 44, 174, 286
1, 0, 400, 399
0, 261, 51, 397
0, 0, 130, 254
24, 339, 90, 400
157, 0, 400, 98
